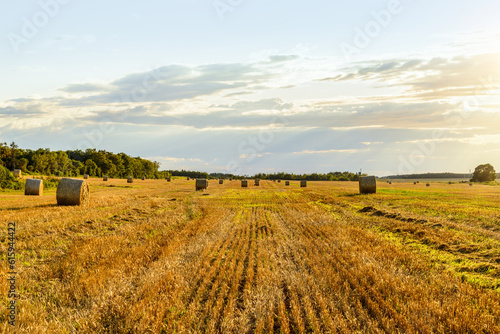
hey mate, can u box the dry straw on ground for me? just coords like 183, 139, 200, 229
359, 176, 377, 194
56, 178, 89, 206
25, 178, 43, 196
196, 179, 208, 191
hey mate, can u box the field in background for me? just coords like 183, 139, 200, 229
1, 179, 500, 333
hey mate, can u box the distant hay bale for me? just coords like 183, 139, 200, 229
127, 177, 133, 183
255, 179, 260, 186
167, 177, 171, 182
469, 182, 473, 186
56, 178, 89, 206
301, 180, 307, 187
241, 180, 248, 188
13, 169, 21, 178
103, 176, 108, 181
285, 181, 290, 186
388, 181, 392, 185
83, 174, 89, 179
359, 176, 376, 194
449, 181, 452, 184
426, 183, 430, 187
187, 177, 190, 180
219, 179, 223, 185
142, 176, 146, 180
25, 179, 43, 196
414, 182, 417, 185
196, 179, 208, 191
278, 180, 281, 183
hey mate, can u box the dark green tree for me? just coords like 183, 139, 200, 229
471, 163, 496, 182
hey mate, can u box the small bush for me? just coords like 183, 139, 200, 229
0, 166, 23, 190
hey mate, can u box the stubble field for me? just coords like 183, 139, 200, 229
1, 179, 500, 333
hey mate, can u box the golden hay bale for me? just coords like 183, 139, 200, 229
25, 179, 43, 196
359, 176, 376, 194
13, 169, 22, 178
469, 182, 473, 186
187, 177, 190, 180
219, 179, 223, 185
285, 181, 290, 186
241, 180, 248, 188
254, 179, 260, 186
301, 180, 307, 187
103, 176, 108, 181
83, 174, 89, 179
56, 178, 89, 206
142, 176, 146, 180
127, 177, 133, 183
196, 179, 208, 191
167, 177, 171, 182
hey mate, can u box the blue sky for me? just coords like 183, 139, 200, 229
1, 0, 499, 176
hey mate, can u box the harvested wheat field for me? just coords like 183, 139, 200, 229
1, 179, 500, 333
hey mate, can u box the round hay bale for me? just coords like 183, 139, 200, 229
103, 176, 108, 181
83, 174, 89, 179
448, 181, 452, 185
278, 180, 281, 183
142, 176, 146, 180
359, 176, 376, 194
187, 177, 190, 181
25, 179, 43, 196
426, 183, 430, 187
469, 182, 473, 186
13, 169, 22, 178
167, 177, 171, 182
241, 180, 248, 188
127, 177, 133, 183
301, 180, 307, 187
414, 181, 417, 185
285, 181, 290, 186
196, 179, 208, 191
254, 179, 260, 186
219, 179, 223, 185
56, 178, 89, 206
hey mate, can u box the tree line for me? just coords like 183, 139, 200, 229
0, 142, 168, 179
253, 171, 361, 181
